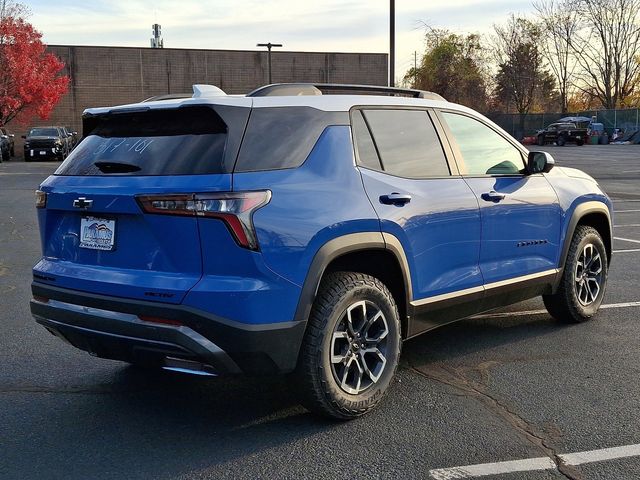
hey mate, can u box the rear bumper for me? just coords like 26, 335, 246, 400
30, 282, 306, 375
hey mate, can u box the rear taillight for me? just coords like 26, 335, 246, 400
136, 191, 271, 250
35, 190, 47, 208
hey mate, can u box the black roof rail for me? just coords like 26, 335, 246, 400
246, 83, 446, 101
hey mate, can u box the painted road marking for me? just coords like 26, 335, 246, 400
615, 209, 640, 213
614, 248, 640, 253
615, 224, 640, 227
429, 443, 640, 479
472, 301, 640, 320
429, 457, 555, 479
614, 236, 640, 244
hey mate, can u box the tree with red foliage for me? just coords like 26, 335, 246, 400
0, 16, 69, 126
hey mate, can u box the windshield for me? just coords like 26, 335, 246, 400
29, 128, 59, 137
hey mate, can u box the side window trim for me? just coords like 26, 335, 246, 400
350, 106, 460, 179
433, 108, 527, 177
427, 109, 461, 176
360, 110, 385, 171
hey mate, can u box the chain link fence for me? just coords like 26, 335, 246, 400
487, 109, 640, 139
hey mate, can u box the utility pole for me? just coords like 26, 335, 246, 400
389, 0, 395, 87
257, 42, 283, 84
414, 51, 417, 87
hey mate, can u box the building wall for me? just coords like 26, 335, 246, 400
10, 45, 387, 149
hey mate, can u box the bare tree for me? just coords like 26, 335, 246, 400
492, 15, 554, 134
0, 0, 29, 20
571, 0, 640, 108
533, 0, 581, 113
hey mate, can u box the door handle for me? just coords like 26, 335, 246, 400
481, 191, 506, 202
380, 193, 412, 206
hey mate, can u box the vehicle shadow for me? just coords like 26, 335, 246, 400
402, 311, 577, 379
6, 310, 574, 479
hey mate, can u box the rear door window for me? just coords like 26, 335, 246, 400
361, 109, 450, 178
351, 111, 382, 170
55, 106, 248, 176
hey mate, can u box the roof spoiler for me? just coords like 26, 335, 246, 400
141, 85, 228, 103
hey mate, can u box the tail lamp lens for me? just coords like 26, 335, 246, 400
136, 191, 271, 250
35, 190, 47, 208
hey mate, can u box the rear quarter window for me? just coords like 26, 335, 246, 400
234, 107, 349, 172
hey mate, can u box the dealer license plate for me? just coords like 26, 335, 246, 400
79, 216, 116, 251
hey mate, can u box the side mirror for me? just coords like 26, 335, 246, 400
527, 151, 555, 174
21, 135, 26, 139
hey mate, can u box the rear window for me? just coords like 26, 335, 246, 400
55, 106, 248, 176
30, 128, 59, 137
234, 107, 348, 172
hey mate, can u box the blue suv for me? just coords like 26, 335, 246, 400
31, 83, 612, 419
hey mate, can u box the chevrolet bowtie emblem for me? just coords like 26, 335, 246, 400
73, 197, 93, 209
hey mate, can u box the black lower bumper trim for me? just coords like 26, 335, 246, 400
31, 282, 307, 375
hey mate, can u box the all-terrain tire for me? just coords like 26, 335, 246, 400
543, 226, 608, 323
557, 135, 566, 146
296, 271, 402, 420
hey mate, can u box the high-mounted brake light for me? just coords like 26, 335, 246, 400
136, 191, 271, 250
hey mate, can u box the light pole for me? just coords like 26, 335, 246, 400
389, 0, 395, 87
257, 42, 283, 84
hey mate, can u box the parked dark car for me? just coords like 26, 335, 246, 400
23, 127, 68, 161
63, 126, 78, 150
0, 127, 15, 157
537, 122, 587, 146
0, 134, 10, 162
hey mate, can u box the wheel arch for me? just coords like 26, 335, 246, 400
559, 201, 612, 273
294, 232, 413, 338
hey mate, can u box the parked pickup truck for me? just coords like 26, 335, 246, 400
537, 122, 587, 146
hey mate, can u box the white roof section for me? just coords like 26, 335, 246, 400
83, 83, 475, 116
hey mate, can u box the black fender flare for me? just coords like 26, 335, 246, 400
557, 201, 612, 281
293, 232, 413, 326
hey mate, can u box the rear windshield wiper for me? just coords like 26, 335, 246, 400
94, 161, 142, 173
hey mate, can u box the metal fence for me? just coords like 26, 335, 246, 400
487, 109, 640, 138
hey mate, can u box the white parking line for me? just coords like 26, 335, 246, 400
429, 457, 555, 479
614, 248, 640, 253
615, 224, 640, 227
472, 301, 640, 320
614, 236, 640, 244
615, 209, 640, 213
429, 443, 640, 479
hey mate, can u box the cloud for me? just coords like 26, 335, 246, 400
28, 0, 535, 79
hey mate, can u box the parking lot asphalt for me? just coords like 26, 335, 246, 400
1, 145, 639, 480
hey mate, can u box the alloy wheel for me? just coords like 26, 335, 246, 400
574, 243, 603, 306
330, 300, 389, 395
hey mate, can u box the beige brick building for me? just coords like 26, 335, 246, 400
11, 45, 387, 147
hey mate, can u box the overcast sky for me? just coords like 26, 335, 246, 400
26, 0, 533, 81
